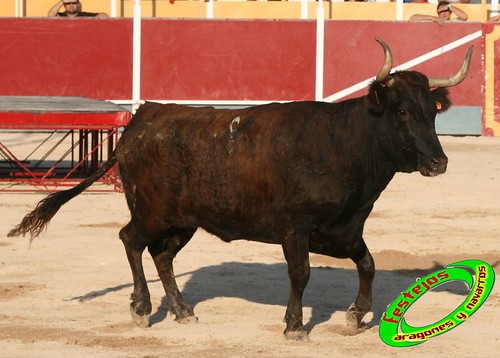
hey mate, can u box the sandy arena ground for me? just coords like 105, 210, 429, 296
0, 135, 499, 357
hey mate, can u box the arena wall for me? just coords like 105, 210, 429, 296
0, 17, 498, 135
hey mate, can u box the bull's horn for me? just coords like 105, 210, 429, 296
375, 38, 393, 83
428, 46, 474, 88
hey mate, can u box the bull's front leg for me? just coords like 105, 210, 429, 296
281, 232, 310, 341
346, 245, 375, 330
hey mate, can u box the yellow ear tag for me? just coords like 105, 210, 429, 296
436, 101, 442, 110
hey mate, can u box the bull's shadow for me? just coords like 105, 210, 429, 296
69, 260, 473, 333
149, 261, 471, 332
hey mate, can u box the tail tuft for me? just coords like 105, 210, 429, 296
8, 152, 118, 241
8, 188, 76, 240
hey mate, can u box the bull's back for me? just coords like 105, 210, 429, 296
117, 101, 333, 178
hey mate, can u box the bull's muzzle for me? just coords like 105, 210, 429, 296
418, 156, 448, 177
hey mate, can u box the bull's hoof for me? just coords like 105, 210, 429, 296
284, 329, 309, 341
176, 315, 198, 325
345, 303, 364, 328
130, 305, 151, 328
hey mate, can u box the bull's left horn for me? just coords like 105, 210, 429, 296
428, 46, 474, 88
375, 38, 393, 83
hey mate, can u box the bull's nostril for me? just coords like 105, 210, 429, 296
426, 157, 447, 175
435, 157, 448, 173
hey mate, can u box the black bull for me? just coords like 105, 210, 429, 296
8, 39, 473, 340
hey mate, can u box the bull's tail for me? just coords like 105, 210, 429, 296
7, 152, 118, 240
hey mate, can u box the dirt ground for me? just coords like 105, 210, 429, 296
0, 135, 499, 358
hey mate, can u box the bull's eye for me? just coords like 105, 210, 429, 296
397, 109, 408, 118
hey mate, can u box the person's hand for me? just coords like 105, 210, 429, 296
433, 17, 446, 25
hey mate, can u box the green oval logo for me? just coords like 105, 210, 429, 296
379, 259, 495, 347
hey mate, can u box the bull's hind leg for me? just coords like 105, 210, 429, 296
148, 227, 197, 323
346, 245, 375, 329
119, 223, 152, 327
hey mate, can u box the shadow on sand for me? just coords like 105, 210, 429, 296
68, 260, 480, 333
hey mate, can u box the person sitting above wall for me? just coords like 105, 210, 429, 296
488, 14, 500, 22
48, 0, 109, 18
410, 1, 467, 24
403, 0, 470, 3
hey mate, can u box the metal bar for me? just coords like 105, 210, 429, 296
315, 2, 325, 101
32, 131, 72, 169
0, 141, 38, 179
132, 0, 142, 113
61, 129, 117, 180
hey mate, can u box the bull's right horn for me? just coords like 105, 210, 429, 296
428, 46, 474, 88
375, 38, 393, 83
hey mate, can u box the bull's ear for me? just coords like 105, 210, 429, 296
431, 87, 451, 113
365, 81, 387, 115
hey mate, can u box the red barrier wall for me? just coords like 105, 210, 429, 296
0, 18, 483, 103
482, 23, 500, 136
0, 19, 132, 99
141, 19, 316, 101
